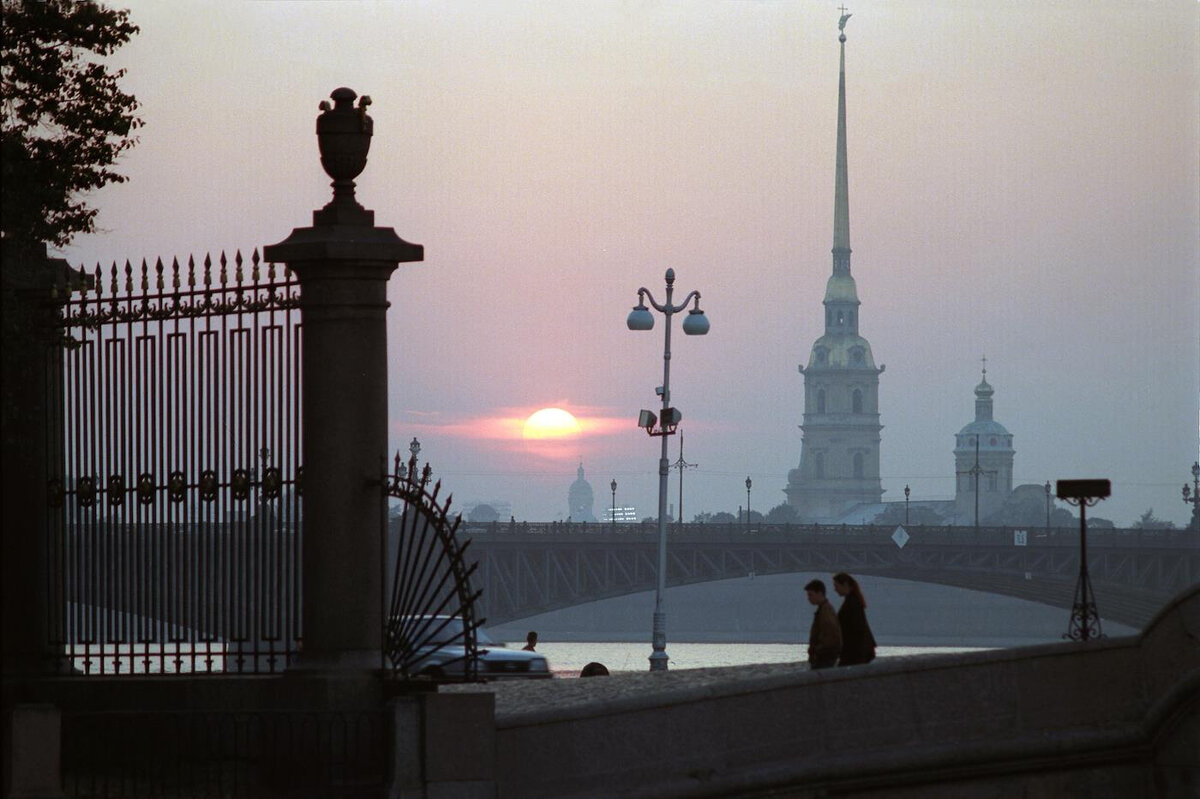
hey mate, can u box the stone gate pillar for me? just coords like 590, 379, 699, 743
265, 88, 422, 670
1, 240, 72, 677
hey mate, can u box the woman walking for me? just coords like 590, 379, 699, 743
832, 572, 876, 666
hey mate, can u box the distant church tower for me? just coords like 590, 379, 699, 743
954, 365, 1015, 525
567, 463, 597, 522
786, 13, 884, 522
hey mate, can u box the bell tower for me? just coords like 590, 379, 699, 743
786, 11, 885, 521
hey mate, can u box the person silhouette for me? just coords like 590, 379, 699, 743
832, 572, 876, 666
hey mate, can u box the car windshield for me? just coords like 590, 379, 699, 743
402, 617, 495, 647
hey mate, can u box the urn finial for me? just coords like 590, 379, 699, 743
314, 87, 375, 225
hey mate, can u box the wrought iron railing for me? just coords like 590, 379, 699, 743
46, 250, 302, 675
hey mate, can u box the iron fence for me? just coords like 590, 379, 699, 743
46, 251, 302, 675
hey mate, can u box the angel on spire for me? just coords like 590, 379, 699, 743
838, 5, 852, 31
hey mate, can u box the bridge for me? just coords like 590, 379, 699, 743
54, 521, 1197, 666
467, 523, 1200, 629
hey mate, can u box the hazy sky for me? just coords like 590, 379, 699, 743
62, 1, 1199, 526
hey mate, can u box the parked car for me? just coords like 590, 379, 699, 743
387, 615, 551, 680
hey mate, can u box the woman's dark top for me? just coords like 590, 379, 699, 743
836, 592, 876, 666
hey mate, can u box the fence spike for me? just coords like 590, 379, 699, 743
251, 248, 260, 283
171, 257, 181, 290
155, 257, 164, 291
203, 253, 212, 287
109, 262, 118, 296
219, 251, 228, 286
93, 264, 103, 297
187, 255, 196, 288
234, 249, 244, 285
124, 260, 133, 294
140, 258, 149, 292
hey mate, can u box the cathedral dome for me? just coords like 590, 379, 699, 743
956, 419, 1012, 443
955, 371, 1012, 449
567, 463, 597, 522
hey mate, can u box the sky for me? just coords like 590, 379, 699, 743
60, 0, 1199, 527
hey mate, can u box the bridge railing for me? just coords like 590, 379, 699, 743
460, 521, 1195, 549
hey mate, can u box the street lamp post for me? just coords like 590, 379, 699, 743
1182, 462, 1200, 533
611, 479, 617, 534
627, 268, 709, 672
1044, 480, 1052, 529
1057, 479, 1110, 642
904, 484, 910, 526
745, 477, 752, 529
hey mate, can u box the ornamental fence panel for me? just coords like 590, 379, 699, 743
45, 250, 302, 675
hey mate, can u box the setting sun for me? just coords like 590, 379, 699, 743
522, 408, 582, 440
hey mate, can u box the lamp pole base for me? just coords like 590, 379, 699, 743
649, 611, 668, 671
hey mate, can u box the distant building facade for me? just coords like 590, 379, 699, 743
567, 463, 597, 523
601, 506, 639, 523
786, 19, 884, 522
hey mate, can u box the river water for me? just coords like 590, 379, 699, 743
524, 641, 983, 677
484, 573, 1140, 676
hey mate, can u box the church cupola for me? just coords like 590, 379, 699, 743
974, 372, 995, 422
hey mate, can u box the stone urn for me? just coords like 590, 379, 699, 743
316, 87, 373, 217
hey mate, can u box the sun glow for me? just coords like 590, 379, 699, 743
522, 408, 582, 440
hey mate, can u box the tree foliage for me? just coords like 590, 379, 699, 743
1, 0, 141, 247
764, 503, 799, 524
1132, 508, 1175, 530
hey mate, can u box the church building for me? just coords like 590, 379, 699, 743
567, 463, 597, 523
953, 364, 1015, 526
786, 13, 885, 522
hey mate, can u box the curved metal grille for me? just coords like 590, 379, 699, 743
383, 451, 482, 680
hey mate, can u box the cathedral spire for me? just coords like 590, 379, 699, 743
832, 8, 852, 276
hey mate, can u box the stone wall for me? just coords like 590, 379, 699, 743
466, 585, 1199, 798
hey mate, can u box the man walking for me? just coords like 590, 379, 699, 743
805, 579, 842, 669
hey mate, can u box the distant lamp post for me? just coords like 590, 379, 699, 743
1183, 462, 1200, 533
1044, 480, 1052, 529
904, 484, 910, 525
628, 268, 709, 672
610, 478, 617, 533
671, 434, 697, 530
402, 437, 430, 486
1057, 479, 1110, 642
745, 477, 752, 529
